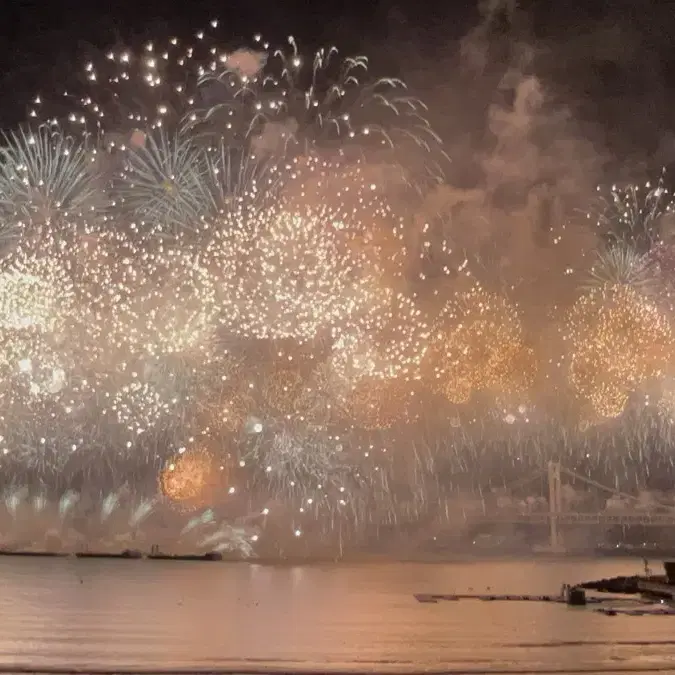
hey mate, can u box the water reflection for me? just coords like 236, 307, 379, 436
0, 557, 674, 672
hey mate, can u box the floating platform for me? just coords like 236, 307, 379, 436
415, 593, 565, 603
147, 552, 223, 561
596, 606, 675, 616
0, 550, 68, 557
414, 588, 625, 606
76, 550, 143, 559
0, 549, 222, 561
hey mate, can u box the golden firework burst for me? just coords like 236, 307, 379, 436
566, 284, 673, 419
159, 447, 222, 509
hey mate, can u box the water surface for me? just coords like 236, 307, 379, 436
0, 557, 673, 673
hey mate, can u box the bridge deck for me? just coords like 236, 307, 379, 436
474, 512, 675, 526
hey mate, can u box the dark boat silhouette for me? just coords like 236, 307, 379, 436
75, 549, 143, 559
147, 551, 223, 561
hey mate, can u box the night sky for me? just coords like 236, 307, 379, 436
1, 0, 675, 163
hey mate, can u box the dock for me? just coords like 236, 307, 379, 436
414, 593, 564, 603
414, 591, 625, 605
0, 550, 68, 557
414, 562, 675, 614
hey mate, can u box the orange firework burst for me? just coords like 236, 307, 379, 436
566, 284, 673, 419
341, 376, 416, 430
426, 285, 531, 405
159, 448, 223, 509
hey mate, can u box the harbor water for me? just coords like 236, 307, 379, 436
0, 557, 674, 673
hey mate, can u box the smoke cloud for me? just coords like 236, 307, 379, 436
373, 0, 675, 318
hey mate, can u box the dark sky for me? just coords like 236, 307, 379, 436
2, 0, 675, 158
0, 0, 476, 127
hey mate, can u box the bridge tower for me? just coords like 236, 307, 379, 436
542, 461, 566, 553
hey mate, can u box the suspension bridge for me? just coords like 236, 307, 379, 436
406, 462, 675, 553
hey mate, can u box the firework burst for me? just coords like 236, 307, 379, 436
584, 244, 658, 293
0, 126, 99, 230
592, 173, 675, 253
426, 285, 533, 406
193, 33, 448, 187
565, 284, 673, 419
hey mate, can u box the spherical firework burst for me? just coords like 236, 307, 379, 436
425, 285, 531, 405
330, 289, 429, 386
566, 284, 673, 419
113, 130, 214, 235
159, 447, 223, 509
108, 130, 266, 237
